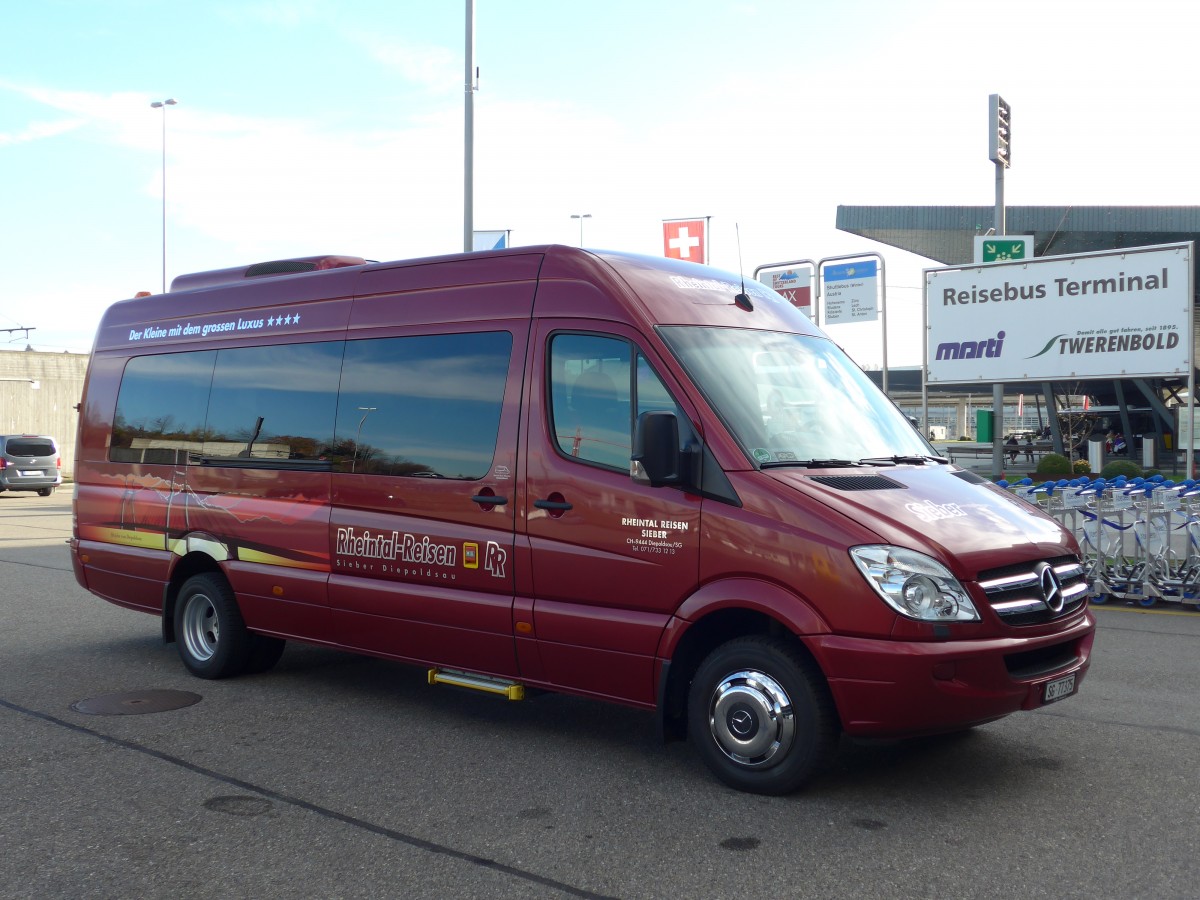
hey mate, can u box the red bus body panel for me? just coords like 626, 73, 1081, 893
71, 245, 1094, 738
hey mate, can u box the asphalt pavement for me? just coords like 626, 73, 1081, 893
2, 492, 1198, 899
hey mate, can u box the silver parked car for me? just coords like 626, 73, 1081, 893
0, 434, 61, 496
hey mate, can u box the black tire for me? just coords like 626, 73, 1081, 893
688, 635, 837, 795
37, 488, 54, 497
173, 573, 254, 679
246, 634, 286, 674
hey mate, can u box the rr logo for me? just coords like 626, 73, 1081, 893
484, 541, 507, 579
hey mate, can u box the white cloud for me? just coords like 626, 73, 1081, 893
351, 31, 460, 92
0, 117, 86, 146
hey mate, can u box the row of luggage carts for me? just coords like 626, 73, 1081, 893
996, 474, 1200, 610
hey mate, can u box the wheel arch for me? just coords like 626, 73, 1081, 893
160, 551, 227, 645
656, 578, 837, 742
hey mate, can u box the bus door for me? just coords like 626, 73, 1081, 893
327, 326, 525, 676
523, 324, 702, 705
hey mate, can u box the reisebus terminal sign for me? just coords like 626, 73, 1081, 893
924, 243, 1193, 383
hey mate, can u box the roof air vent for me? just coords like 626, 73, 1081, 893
169, 255, 366, 292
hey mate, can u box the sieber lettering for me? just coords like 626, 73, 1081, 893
904, 500, 968, 524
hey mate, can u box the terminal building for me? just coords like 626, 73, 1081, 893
837, 205, 1200, 467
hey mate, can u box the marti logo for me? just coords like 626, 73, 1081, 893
935, 330, 1005, 361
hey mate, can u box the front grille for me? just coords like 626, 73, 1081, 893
977, 556, 1089, 626
1004, 640, 1080, 678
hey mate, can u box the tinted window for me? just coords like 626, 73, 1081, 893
203, 343, 343, 460
335, 332, 512, 479
549, 335, 688, 471
636, 354, 684, 419
550, 334, 631, 470
111, 351, 216, 463
5, 439, 56, 457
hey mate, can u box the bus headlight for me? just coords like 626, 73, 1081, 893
850, 545, 980, 622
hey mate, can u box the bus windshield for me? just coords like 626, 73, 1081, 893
659, 326, 935, 467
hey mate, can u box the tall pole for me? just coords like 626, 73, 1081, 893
988, 94, 1011, 478
995, 163, 1005, 238
571, 213, 591, 247
150, 98, 177, 293
463, 0, 475, 252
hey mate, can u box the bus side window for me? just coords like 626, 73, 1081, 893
550, 334, 632, 470
334, 331, 512, 479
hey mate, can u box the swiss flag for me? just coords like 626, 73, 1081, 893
663, 219, 707, 263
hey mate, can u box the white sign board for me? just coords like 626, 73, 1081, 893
925, 243, 1193, 383
757, 266, 813, 317
472, 230, 509, 251
822, 260, 878, 324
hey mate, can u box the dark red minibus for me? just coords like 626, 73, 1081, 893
71, 246, 1094, 793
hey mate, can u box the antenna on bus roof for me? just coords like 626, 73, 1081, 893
733, 223, 753, 312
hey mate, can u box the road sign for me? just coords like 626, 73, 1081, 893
974, 235, 1030, 263
822, 259, 878, 323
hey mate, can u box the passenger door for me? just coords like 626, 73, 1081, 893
522, 323, 702, 705
328, 327, 524, 676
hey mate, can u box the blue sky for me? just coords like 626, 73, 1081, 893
3, 1, 1199, 363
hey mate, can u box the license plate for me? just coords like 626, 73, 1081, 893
1043, 673, 1076, 703
20, 470, 42, 477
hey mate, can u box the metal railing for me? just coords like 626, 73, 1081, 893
997, 474, 1200, 610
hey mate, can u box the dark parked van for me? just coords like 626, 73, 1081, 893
70, 247, 1095, 793
0, 434, 61, 496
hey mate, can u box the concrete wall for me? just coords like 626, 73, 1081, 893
0, 350, 88, 479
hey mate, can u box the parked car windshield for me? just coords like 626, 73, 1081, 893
658, 326, 934, 466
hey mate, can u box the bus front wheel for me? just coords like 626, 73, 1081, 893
687, 635, 837, 795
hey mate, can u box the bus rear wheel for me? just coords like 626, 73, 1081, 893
174, 573, 254, 679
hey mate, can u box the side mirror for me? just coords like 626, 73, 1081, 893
631, 411, 681, 486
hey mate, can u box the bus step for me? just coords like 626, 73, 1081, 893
427, 667, 525, 700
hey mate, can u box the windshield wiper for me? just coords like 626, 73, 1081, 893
761, 458, 860, 469
858, 454, 949, 466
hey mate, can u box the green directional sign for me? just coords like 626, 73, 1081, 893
974, 236, 1030, 263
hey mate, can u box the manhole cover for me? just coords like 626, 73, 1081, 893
71, 689, 202, 716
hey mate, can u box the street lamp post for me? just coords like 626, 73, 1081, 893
570, 213, 591, 247
150, 98, 178, 294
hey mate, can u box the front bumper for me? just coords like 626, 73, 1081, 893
807, 611, 1096, 736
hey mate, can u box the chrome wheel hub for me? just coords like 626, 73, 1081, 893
708, 669, 795, 769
